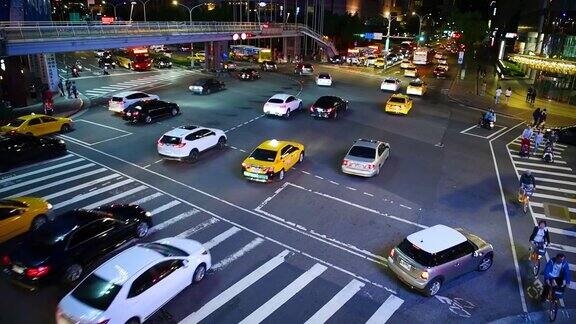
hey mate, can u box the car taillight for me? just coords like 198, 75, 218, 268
265, 167, 274, 173
1, 255, 11, 265
327, 108, 334, 112
389, 249, 395, 258
242, 162, 249, 168
342, 159, 349, 166
175, 143, 186, 148
420, 271, 429, 280
26, 265, 51, 278
310, 106, 315, 112
366, 164, 374, 169
157, 139, 164, 146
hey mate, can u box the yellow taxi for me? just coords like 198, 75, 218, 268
0, 197, 52, 243
242, 139, 305, 182
404, 66, 418, 77
406, 79, 428, 96
192, 52, 206, 63
374, 58, 386, 68
1, 114, 73, 136
385, 94, 413, 115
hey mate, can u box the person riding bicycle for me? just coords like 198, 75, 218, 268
541, 253, 571, 302
529, 220, 550, 253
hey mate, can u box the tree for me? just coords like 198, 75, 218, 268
323, 12, 363, 50
451, 10, 488, 62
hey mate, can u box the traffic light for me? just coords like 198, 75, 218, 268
419, 35, 425, 42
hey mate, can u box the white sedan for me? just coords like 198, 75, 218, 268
380, 78, 401, 92
316, 73, 333, 86
157, 125, 227, 162
56, 238, 211, 324
263, 93, 303, 118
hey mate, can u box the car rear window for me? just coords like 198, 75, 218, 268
304, 64, 313, 68
268, 98, 284, 104
389, 97, 406, 103
111, 97, 124, 102
249, 148, 277, 162
348, 146, 375, 159
314, 97, 338, 108
398, 238, 439, 267
160, 135, 181, 145
141, 242, 189, 257
71, 274, 122, 311
6, 119, 25, 127
384, 79, 397, 84
409, 81, 423, 86
319, 74, 330, 79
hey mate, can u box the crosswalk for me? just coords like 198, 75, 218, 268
83, 70, 192, 98
0, 153, 404, 323
507, 137, 576, 289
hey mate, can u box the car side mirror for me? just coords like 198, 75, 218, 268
182, 259, 189, 268
473, 251, 482, 258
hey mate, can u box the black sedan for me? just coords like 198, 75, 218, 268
98, 56, 116, 69
0, 133, 67, 172
433, 66, 447, 78
122, 99, 180, 124
154, 56, 172, 69
1, 204, 152, 288
238, 68, 260, 80
310, 96, 349, 119
261, 60, 277, 71
189, 78, 225, 95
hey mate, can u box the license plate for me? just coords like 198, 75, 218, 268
399, 259, 411, 271
244, 171, 267, 180
12, 265, 24, 274
249, 167, 261, 172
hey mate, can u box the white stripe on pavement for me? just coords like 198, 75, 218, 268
548, 227, 576, 238
82, 185, 148, 209
239, 263, 328, 324
43, 173, 121, 200
548, 243, 576, 254
7, 168, 108, 197
211, 237, 265, 271
0, 163, 96, 194
304, 279, 365, 324
176, 217, 219, 238
52, 179, 134, 210
130, 192, 163, 205
510, 154, 566, 164
510, 140, 565, 151
531, 212, 575, 225
532, 193, 576, 203
85, 90, 112, 95
513, 161, 572, 171
149, 200, 181, 215
365, 295, 404, 324
536, 177, 576, 186
203, 227, 241, 250
179, 250, 290, 324
512, 139, 568, 148
538, 185, 576, 195
530, 202, 576, 213
148, 209, 201, 235
517, 167, 576, 178
0, 158, 84, 184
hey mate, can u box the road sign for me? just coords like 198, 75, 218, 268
364, 33, 374, 40
373, 32, 383, 40
458, 51, 464, 64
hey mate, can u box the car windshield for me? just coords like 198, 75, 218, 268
160, 135, 181, 145
141, 242, 189, 257
0, 199, 28, 207
6, 118, 25, 127
194, 79, 209, 86
304, 64, 313, 68
385, 79, 397, 84
319, 74, 330, 79
71, 274, 122, 311
249, 148, 277, 162
134, 56, 149, 63
389, 97, 406, 103
348, 146, 375, 159
409, 81, 423, 86
398, 238, 440, 267
268, 98, 284, 104
111, 97, 124, 102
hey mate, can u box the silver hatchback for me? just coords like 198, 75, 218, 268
388, 224, 494, 296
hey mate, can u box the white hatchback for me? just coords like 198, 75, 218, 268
109, 91, 159, 113
157, 125, 227, 162
316, 73, 333, 86
56, 238, 211, 324
263, 93, 303, 118
380, 78, 401, 92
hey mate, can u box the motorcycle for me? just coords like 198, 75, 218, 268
478, 114, 495, 129
542, 144, 554, 163
71, 67, 80, 78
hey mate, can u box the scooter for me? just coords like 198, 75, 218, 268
542, 144, 554, 163
43, 100, 54, 116
478, 115, 495, 129
71, 67, 80, 78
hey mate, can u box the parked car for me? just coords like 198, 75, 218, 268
122, 100, 180, 124
1, 204, 152, 288
0, 133, 67, 172
56, 238, 211, 324
388, 224, 494, 296
238, 68, 260, 80
157, 125, 226, 162
108, 91, 159, 113
341, 139, 390, 177
261, 60, 278, 71
189, 78, 225, 95
310, 96, 348, 119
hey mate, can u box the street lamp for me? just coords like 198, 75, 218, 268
132, 0, 154, 22
129, 1, 137, 22
172, 1, 215, 68
103, 1, 128, 19
412, 12, 432, 46
381, 12, 399, 52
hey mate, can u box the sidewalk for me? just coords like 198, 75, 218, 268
4, 91, 87, 123
448, 65, 576, 127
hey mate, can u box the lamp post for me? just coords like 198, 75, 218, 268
412, 12, 432, 46
133, 0, 153, 22
381, 12, 398, 53
172, 1, 215, 69
129, 1, 137, 22
105, 1, 128, 19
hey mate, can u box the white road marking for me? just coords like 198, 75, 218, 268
304, 279, 365, 324
7, 168, 107, 197
365, 295, 404, 324
548, 227, 576, 237
301, 170, 311, 175
346, 186, 357, 191
399, 204, 413, 210
239, 263, 328, 324
548, 243, 576, 254
149, 200, 181, 215
530, 202, 576, 213
210, 237, 265, 271
89, 133, 133, 146
52, 179, 134, 210
175, 217, 220, 238
516, 167, 576, 178
363, 192, 374, 197
85, 89, 112, 95
42, 173, 121, 200
530, 212, 574, 225
76, 119, 132, 134
538, 185, 576, 195
0, 163, 96, 194
459, 125, 478, 134
0, 158, 84, 184
148, 209, 201, 234
130, 192, 163, 205
510, 154, 566, 164
203, 227, 241, 250
532, 193, 576, 203
512, 161, 572, 171
180, 250, 290, 324
315, 175, 324, 180
329, 181, 339, 185
82, 185, 147, 209
534, 177, 576, 186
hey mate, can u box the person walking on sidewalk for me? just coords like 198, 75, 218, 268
538, 109, 547, 128
526, 87, 533, 102
532, 107, 542, 127
71, 82, 78, 99
530, 88, 537, 105
495, 86, 503, 104
505, 87, 512, 104
480, 81, 487, 96
57, 79, 65, 97
532, 130, 544, 154
65, 80, 72, 98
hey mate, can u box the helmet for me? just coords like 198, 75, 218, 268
526, 170, 532, 175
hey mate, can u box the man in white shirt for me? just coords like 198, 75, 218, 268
495, 86, 503, 104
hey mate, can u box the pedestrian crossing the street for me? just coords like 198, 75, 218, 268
0, 154, 404, 323
83, 70, 192, 99
507, 137, 576, 289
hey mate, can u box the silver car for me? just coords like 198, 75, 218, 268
341, 139, 390, 177
388, 224, 494, 296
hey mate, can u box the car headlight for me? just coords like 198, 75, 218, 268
58, 139, 65, 145
47, 203, 53, 210
145, 211, 152, 217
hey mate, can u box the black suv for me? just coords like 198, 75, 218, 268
189, 78, 225, 95
238, 68, 260, 80
154, 56, 172, 69
122, 99, 180, 124
0, 133, 67, 172
310, 96, 349, 119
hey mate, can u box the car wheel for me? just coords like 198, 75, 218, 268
285, 109, 291, 118
60, 124, 71, 133
125, 317, 140, 324
63, 263, 83, 283
170, 108, 179, 117
298, 102, 303, 110
135, 221, 149, 238
144, 115, 152, 124
478, 253, 493, 271
298, 151, 304, 163
424, 278, 442, 296
187, 149, 199, 162
277, 169, 285, 181
217, 136, 227, 149
192, 264, 206, 283
206, 88, 211, 95
31, 215, 47, 231
333, 111, 338, 119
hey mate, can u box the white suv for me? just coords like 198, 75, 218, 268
56, 238, 211, 324
263, 93, 303, 118
109, 91, 159, 113
157, 125, 227, 162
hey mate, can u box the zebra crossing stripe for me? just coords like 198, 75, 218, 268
7, 168, 108, 197
365, 295, 404, 324
0, 163, 96, 194
82, 185, 148, 210
0, 158, 84, 184
52, 178, 134, 210
43, 173, 121, 200
305, 279, 365, 324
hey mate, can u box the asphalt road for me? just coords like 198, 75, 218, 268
1, 52, 576, 324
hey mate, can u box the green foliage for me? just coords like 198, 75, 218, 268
323, 12, 364, 49
451, 10, 487, 47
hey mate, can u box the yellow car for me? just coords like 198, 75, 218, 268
406, 79, 428, 96
192, 52, 206, 63
374, 58, 386, 68
0, 197, 52, 243
1, 114, 73, 136
404, 66, 418, 77
242, 139, 305, 182
385, 94, 413, 115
